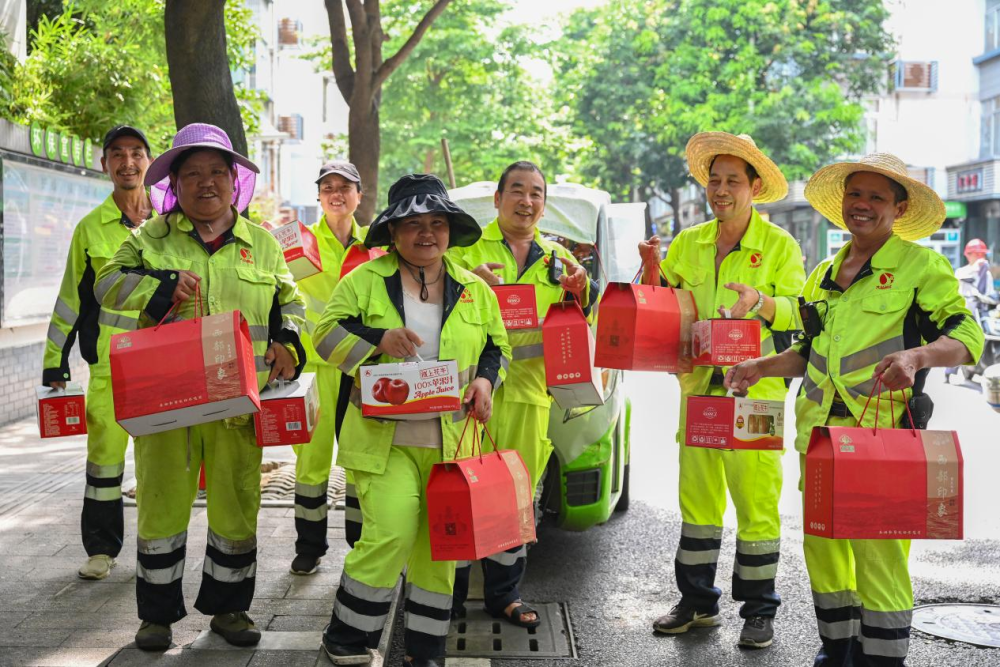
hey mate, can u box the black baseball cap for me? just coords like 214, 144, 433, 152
316, 160, 361, 186
102, 125, 151, 153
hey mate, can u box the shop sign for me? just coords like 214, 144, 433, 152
945, 201, 967, 218
956, 169, 983, 194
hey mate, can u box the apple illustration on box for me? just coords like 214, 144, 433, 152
371, 377, 390, 403
383, 379, 410, 405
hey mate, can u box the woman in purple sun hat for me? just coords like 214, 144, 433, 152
94, 123, 306, 652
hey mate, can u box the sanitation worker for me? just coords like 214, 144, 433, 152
725, 152, 983, 666
448, 161, 594, 630
95, 123, 306, 651
42, 125, 153, 581
639, 133, 805, 649
289, 160, 372, 575
314, 174, 511, 667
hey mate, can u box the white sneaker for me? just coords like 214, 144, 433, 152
78, 555, 116, 580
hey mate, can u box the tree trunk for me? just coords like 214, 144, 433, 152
164, 0, 248, 157
670, 187, 683, 237
348, 100, 381, 224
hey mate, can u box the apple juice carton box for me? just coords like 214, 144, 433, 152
254, 373, 319, 446
685, 395, 784, 450
268, 221, 322, 280
360, 360, 461, 420
36, 382, 87, 438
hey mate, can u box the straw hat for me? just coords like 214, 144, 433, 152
685, 132, 788, 204
804, 153, 945, 241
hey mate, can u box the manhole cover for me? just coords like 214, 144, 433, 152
124, 463, 346, 508
447, 602, 576, 659
912, 604, 1000, 647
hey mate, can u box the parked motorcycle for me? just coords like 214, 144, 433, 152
945, 275, 1000, 384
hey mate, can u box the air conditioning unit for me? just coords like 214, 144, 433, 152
277, 114, 304, 140
894, 61, 938, 92
279, 18, 302, 47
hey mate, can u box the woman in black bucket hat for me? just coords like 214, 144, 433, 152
312, 174, 512, 667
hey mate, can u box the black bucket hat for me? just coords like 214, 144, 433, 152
365, 174, 481, 249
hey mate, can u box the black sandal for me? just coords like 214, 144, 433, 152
490, 602, 542, 629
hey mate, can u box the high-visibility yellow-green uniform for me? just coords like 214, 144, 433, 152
42, 194, 147, 559
791, 234, 982, 665
659, 209, 805, 619
292, 217, 369, 558
314, 252, 511, 660
94, 210, 306, 625
448, 218, 594, 615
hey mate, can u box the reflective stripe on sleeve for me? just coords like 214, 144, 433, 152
339, 339, 375, 374
512, 343, 544, 360
840, 335, 905, 375
54, 298, 78, 326
315, 326, 350, 361
97, 310, 139, 331
113, 273, 144, 310
47, 323, 68, 349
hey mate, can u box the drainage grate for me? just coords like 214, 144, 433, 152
447, 603, 576, 659
912, 604, 1000, 648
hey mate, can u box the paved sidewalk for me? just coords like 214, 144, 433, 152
0, 418, 388, 667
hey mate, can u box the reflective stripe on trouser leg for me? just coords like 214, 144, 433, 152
473, 392, 550, 613
326, 447, 456, 659
854, 537, 913, 666
726, 447, 783, 618
344, 475, 362, 548
194, 420, 262, 616
293, 363, 339, 557
405, 582, 452, 659
800, 447, 861, 666
136, 531, 188, 625
81, 376, 130, 558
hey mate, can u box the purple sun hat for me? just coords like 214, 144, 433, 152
146, 123, 259, 214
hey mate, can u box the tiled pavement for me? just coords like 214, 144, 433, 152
0, 419, 394, 667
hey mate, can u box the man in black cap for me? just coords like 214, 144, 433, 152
42, 125, 153, 580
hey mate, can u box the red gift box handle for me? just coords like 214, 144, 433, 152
155, 281, 203, 330
856, 374, 917, 437
453, 413, 504, 463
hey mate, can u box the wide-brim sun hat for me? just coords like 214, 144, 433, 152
804, 153, 946, 242
146, 123, 259, 214
685, 132, 789, 204
366, 173, 481, 249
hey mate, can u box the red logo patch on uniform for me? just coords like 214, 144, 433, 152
239, 248, 254, 265
749, 252, 763, 268
876, 272, 894, 290
459, 289, 474, 304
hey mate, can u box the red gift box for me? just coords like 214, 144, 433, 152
595, 279, 698, 372
110, 311, 260, 436
492, 284, 539, 330
360, 361, 461, 419
340, 245, 388, 279
543, 300, 604, 408
805, 424, 963, 540
426, 421, 535, 561
691, 319, 762, 367
685, 395, 784, 450
269, 221, 322, 280
35, 383, 87, 438
254, 372, 320, 446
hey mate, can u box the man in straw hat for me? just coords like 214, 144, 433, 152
725, 153, 984, 665
638, 132, 806, 648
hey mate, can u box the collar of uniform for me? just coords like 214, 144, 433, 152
314, 215, 362, 249
174, 207, 252, 245
97, 193, 124, 224
368, 250, 478, 286
693, 208, 765, 249
482, 218, 542, 243
869, 233, 904, 270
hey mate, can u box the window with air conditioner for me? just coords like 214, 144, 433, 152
893, 61, 938, 92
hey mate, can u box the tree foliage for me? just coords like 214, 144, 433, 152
1, 0, 260, 152
549, 0, 894, 225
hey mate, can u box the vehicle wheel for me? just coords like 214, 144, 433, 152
614, 463, 630, 513
533, 465, 549, 530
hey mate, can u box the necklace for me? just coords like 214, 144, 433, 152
399, 257, 444, 302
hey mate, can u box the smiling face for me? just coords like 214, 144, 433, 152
170, 149, 235, 222
318, 173, 362, 221
495, 169, 546, 237
390, 212, 450, 266
102, 136, 151, 192
706, 154, 761, 223
841, 172, 908, 242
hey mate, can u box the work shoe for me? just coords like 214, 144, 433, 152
652, 604, 722, 634
738, 615, 774, 648
78, 554, 115, 580
322, 636, 370, 665
402, 659, 441, 667
290, 553, 321, 575
210, 611, 262, 647
134, 621, 172, 651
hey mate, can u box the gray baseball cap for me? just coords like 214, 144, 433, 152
316, 160, 361, 186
